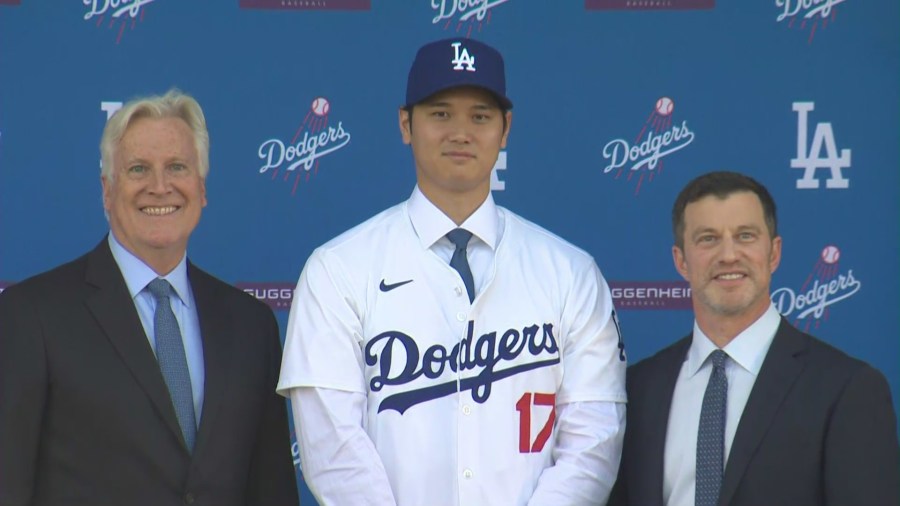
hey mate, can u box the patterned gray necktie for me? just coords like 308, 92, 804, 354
147, 278, 196, 453
696, 349, 728, 506
446, 228, 475, 303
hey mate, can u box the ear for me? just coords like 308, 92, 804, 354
500, 111, 512, 149
672, 245, 689, 281
101, 175, 112, 213
399, 108, 412, 145
769, 235, 782, 273
200, 177, 208, 208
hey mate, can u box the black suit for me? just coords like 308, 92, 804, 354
0, 239, 299, 506
610, 318, 900, 506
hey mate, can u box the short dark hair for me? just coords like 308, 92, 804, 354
672, 171, 778, 250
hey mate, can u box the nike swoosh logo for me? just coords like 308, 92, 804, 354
380, 279, 413, 292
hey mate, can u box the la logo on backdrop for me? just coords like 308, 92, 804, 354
772, 244, 861, 332
776, 0, 845, 44
83, 0, 156, 44
256, 96, 352, 196
601, 97, 696, 195
791, 101, 851, 190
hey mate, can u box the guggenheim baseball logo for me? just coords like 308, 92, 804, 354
431, 0, 511, 36
776, 0, 845, 44
610, 281, 692, 310
256, 96, 351, 196
602, 97, 696, 195
772, 244, 861, 332
586, 0, 714, 10
84, 0, 156, 44
239, 0, 370, 10
236, 282, 295, 311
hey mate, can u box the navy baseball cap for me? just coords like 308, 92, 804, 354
405, 38, 513, 110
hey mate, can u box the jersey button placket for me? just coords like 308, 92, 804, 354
457, 310, 478, 506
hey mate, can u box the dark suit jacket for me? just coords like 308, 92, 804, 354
609, 318, 900, 506
0, 240, 299, 506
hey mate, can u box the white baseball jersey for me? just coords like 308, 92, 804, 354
278, 188, 626, 505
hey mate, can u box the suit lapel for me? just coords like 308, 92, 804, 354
188, 263, 232, 457
84, 239, 187, 449
643, 337, 691, 505
719, 319, 808, 505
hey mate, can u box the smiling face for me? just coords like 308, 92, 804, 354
399, 86, 511, 216
673, 191, 781, 331
102, 115, 207, 274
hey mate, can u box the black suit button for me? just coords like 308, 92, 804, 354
184, 492, 195, 504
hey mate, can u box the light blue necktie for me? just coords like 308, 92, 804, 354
446, 228, 475, 303
696, 349, 728, 506
147, 278, 196, 453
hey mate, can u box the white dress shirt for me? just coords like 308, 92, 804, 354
663, 304, 781, 506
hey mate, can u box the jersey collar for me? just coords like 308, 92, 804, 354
407, 185, 499, 251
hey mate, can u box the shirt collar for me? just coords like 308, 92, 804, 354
407, 186, 499, 251
684, 303, 781, 378
107, 232, 192, 307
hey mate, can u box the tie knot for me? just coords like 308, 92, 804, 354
147, 278, 173, 301
446, 228, 473, 250
709, 349, 728, 369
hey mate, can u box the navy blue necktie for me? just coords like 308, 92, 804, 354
446, 228, 475, 303
147, 278, 196, 453
696, 349, 728, 506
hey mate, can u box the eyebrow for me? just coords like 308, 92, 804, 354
691, 224, 762, 238
420, 100, 498, 111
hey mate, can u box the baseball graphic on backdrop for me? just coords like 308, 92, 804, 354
311, 97, 330, 117
655, 96, 674, 116
821, 245, 840, 264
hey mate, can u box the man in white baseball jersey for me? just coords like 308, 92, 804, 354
277, 37, 627, 506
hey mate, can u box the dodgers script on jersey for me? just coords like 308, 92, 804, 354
279, 190, 626, 505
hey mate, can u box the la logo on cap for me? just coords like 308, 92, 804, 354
451, 42, 476, 72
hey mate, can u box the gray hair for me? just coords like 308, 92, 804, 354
100, 89, 209, 180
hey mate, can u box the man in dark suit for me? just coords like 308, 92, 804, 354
609, 171, 899, 506
0, 90, 299, 506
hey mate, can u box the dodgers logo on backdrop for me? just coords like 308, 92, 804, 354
239, 0, 371, 10
776, 0, 845, 44
601, 97, 696, 195
83, 0, 156, 44
365, 320, 559, 414
256, 97, 351, 196
431, 0, 511, 36
585, 0, 714, 11
791, 101, 851, 189
771, 245, 861, 332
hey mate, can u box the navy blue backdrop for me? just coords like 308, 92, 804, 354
2, 1, 897, 503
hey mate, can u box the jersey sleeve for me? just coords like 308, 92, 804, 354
556, 259, 627, 405
277, 248, 367, 395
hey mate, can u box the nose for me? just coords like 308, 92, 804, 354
719, 235, 739, 262
447, 117, 471, 143
147, 167, 172, 194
